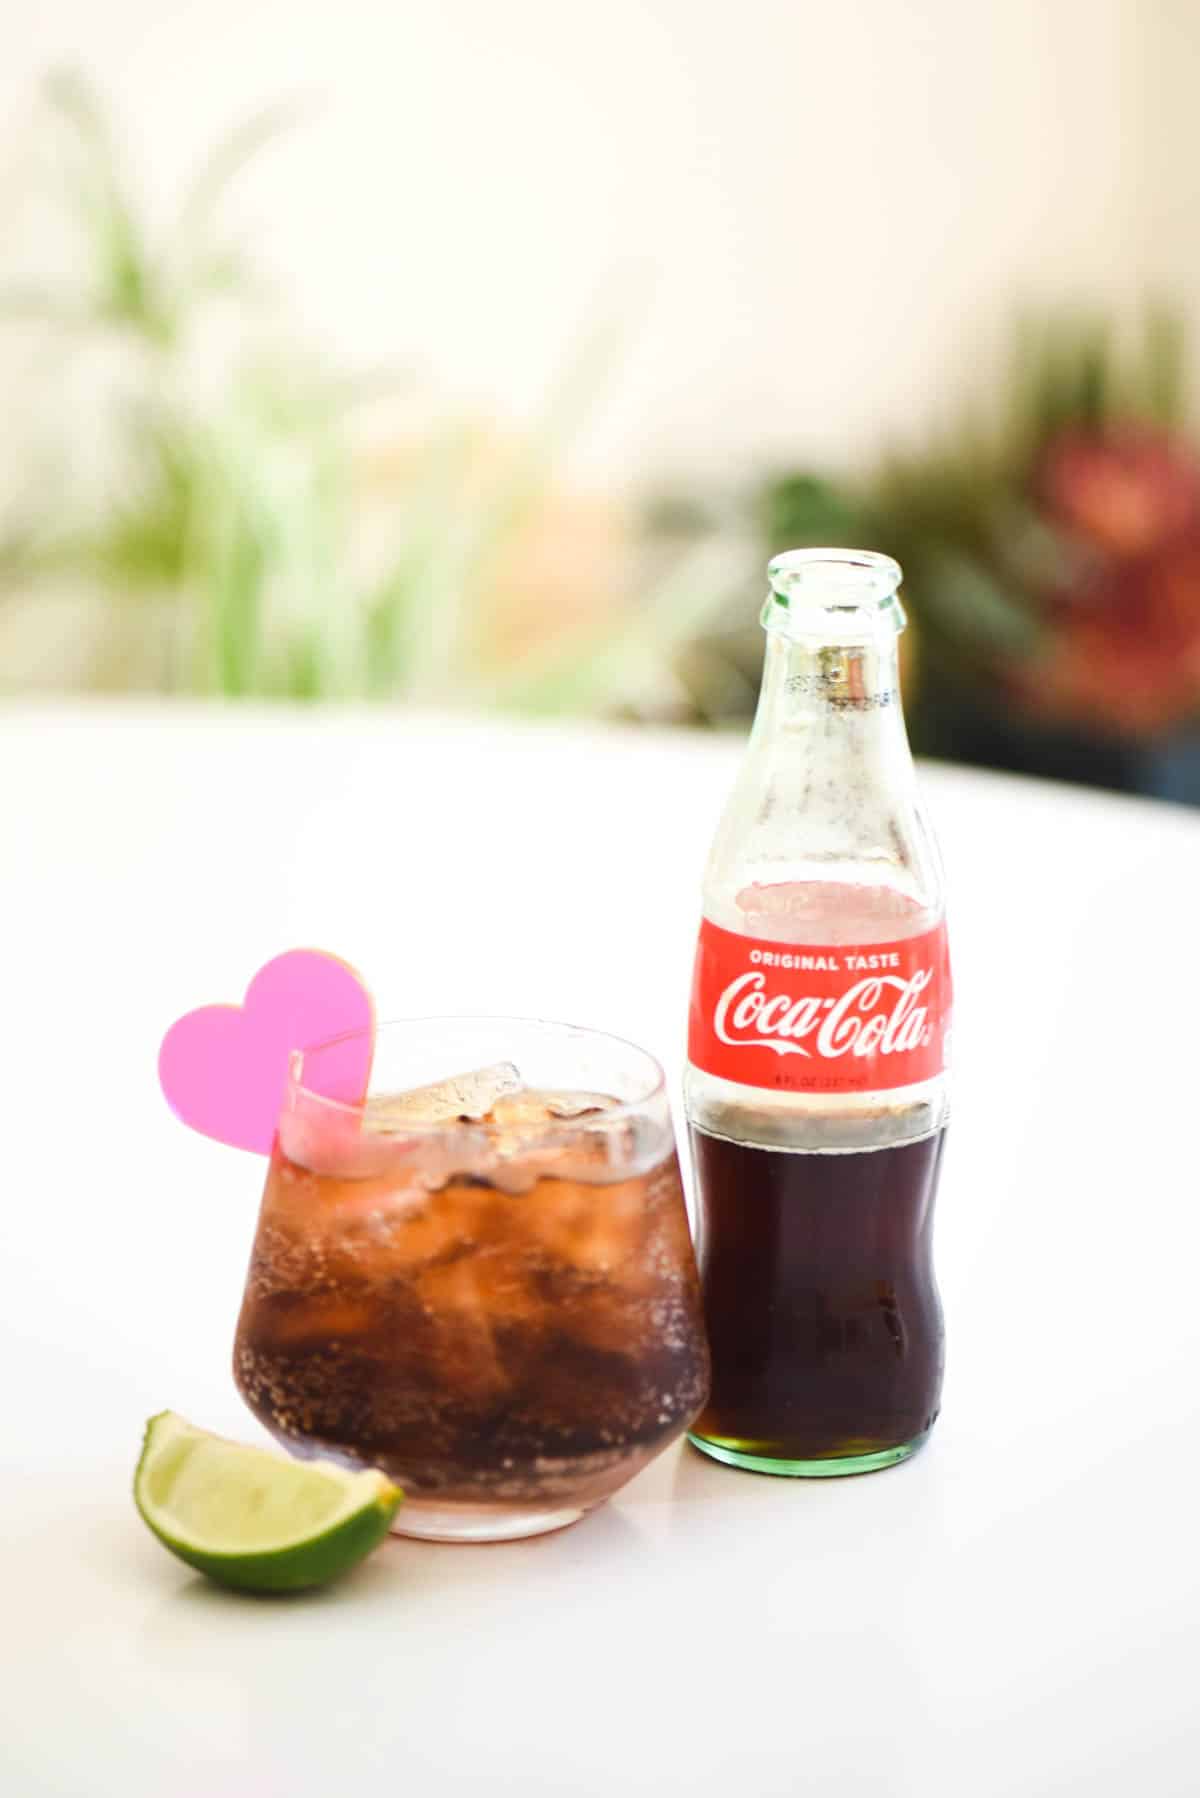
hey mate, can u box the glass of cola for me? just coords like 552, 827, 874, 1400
234, 1017, 710, 1541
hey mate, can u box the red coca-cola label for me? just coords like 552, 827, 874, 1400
688, 918, 950, 1094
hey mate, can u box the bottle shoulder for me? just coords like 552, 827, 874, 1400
702, 736, 945, 931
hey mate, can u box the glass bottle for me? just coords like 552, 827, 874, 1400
685, 548, 952, 1476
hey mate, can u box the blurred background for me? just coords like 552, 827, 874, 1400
3, 0, 1200, 801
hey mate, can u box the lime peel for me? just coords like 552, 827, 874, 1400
134, 1411, 402, 1593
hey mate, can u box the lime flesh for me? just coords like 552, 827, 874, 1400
134, 1412, 402, 1593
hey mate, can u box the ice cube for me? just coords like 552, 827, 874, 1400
489, 1088, 616, 1130
488, 1090, 558, 1131
546, 1091, 618, 1120
544, 1114, 646, 1186
480, 1090, 616, 1191
251, 1294, 377, 1351
562, 1285, 643, 1354
363, 1182, 492, 1266
525, 1174, 649, 1274
415, 1255, 537, 1401
363, 1063, 522, 1130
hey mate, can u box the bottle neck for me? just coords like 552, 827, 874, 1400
752, 626, 908, 747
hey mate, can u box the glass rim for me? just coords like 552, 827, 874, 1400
767, 546, 902, 602
286, 1012, 668, 1131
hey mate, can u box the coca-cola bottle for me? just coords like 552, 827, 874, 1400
685, 548, 952, 1477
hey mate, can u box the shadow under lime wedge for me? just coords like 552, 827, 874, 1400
134, 1412, 402, 1594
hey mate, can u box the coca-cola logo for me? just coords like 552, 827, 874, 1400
688, 918, 949, 1094
712, 967, 935, 1060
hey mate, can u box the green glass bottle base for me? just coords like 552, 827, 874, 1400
687, 1430, 929, 1478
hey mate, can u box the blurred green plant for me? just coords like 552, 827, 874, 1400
0, 72, 735, 710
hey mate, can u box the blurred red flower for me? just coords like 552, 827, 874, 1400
1036, 427, 1200, 559
1012, 428, 1200, 732
1025, 533, 1200, 734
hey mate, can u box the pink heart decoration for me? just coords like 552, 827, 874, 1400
158, 950, 374, 1154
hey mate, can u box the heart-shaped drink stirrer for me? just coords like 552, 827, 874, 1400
158, 950, 374, 1153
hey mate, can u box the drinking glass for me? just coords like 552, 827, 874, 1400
234, 1017, 710, 1541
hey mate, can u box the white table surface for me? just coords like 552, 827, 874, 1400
3, 701, 1199, 1797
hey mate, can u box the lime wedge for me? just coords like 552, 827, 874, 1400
134, 1412, 402, 1593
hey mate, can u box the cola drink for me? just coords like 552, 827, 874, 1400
685, 550, 952, 1477
689, 1130, 945, 1465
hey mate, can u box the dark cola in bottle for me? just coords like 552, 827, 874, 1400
685, 549, 952, 1476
